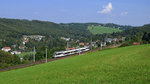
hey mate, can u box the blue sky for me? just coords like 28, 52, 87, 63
0, 0, 150, 26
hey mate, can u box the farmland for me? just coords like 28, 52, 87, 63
0, 45, 150, 84
88, 26, 122, 34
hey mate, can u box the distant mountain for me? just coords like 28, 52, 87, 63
0, 18, 92, 40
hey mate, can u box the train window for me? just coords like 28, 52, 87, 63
56, 53, 63, 55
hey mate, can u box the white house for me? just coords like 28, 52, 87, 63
106, 38, 113, 43
113, 38, 117, 42
101, 42, 106, 47
19, 46, 25, 50
1, 47, 11, 52
60, 37, 70, 41
122, 37, 126, 41
11, 51, 21, 55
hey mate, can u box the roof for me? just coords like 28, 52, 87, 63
106, 38, 112, 41
79, 43, 85, 45
2, 47, 11, 49
68, 47, 75, 50
133, 42, 140, 45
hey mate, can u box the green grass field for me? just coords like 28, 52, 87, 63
0, 45, 150, 84
17, 52, 35, 58
88, 26, 122, 34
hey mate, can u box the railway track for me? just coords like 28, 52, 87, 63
0, 44, 121, 72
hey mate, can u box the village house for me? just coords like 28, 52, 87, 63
133, 42, 141, 45
79, 43, 85, 46
68, 47, 75, 50
84, 43, 90, 47
90, 42, 98, 47
116, 38, 121, 42
23, 35, 45, 42
11, 51, 21, 55
1, 47, 11, 52
12, 45, 17, 48
23, 40, 29, 45
113, 38, 117, 42
60, 37, 70, 41
106, 38, 113, 43
19, 46, 25, 50
122, 37, 126, 41
76, 40, 79, 43
101, 42, 106, 47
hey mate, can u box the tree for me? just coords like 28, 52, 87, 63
0, 51, 21, 69
142, 32, 150, 43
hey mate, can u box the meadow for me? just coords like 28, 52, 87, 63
88, 26, 122, 34
17, 52, 35, 58
0, 45, 150, 84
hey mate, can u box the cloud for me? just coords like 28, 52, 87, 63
98, 2, 113, 14
120, 12, 128, 16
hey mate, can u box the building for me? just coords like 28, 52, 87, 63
11, 51, 21, 55
1, 47, 11, 52
106, 38, 113, 43
12, 45, 17, 48
133, 42, 141, 45
19, 46, 25, 50
101, 42, 106, 47
60, 37, 70, 41
113, 38, 117, 42
79, 43, 85, 46
68, 47, 75, 50
122, 37, 126, 41
84, 44, 89, 47
23, 40, 29, 45
23, 35, 45, 42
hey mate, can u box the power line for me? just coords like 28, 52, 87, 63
45, 48, 47, 63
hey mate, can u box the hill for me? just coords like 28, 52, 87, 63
0, 18, 92, 39
0, 18, 133, 40
0, 18, 92, 49
0, 45, 149, 84
88, 26, 122, 34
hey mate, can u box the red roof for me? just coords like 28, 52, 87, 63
2, 47, 11, 49
68, 47, 75, 50
133, 42, 140, 45
25, 40, 29, 42
79, 43, 85, 45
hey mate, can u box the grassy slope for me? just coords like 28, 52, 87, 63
0, 45, 150, 84
88, 26, 122, 34
17, 52, 35, 58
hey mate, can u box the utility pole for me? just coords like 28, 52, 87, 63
114, 40, 116, 47
90, 39, 92, 50
100, 41, 102, 50
79, 50, 80, 55
33, 46, 36, 62
45, 48, 47, 63
129, 37, 131, 41
113, 38, 116, 47
67, 41, 69, 50
79, 47, 81, 55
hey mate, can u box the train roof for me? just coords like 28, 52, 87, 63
54, 47, 89, 53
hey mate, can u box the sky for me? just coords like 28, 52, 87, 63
0, 0, 150, 26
